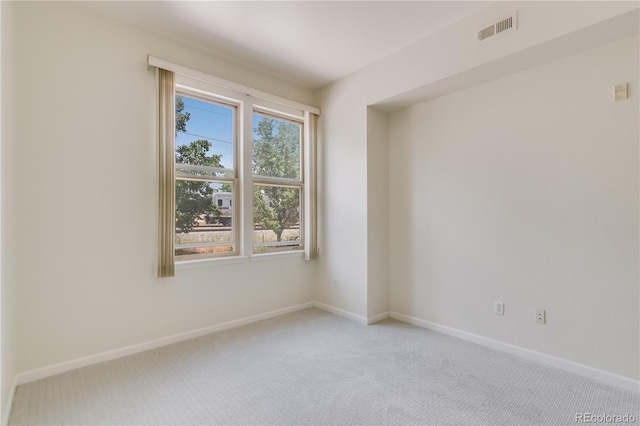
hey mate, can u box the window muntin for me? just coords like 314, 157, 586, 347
174, 92, 237, 259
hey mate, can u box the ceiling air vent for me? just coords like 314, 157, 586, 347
477, 12, 517, 42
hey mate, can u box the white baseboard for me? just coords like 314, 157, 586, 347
312, 302, 389, 324
389, 311, 640, 393
16, 302, 315, 386
313, 301, 368, 324
367, 311, 390, 325
2, 375, 17, 426
12, 303, 639, 394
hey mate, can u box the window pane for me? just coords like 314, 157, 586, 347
176, 95, 234, 171
252, 114, 301, 180
175, 181, 235, 257
253, 185, 301, 253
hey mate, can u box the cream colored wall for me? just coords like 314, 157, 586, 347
5, 0, 639, 388
316, 1, 638, 379
389, 36, 639, 379
366, 107, 389, 318
367, 1, 639, 107
315, 76, 369, 317
1, 0, 18, 420
13, 2, 316, 373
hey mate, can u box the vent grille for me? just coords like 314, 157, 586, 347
495, 16, 513, 34
478, 12, 517, 42
478, 25, 495, 41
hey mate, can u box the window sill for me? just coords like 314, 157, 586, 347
175, 250, 304, 271
250, 250, 304, 262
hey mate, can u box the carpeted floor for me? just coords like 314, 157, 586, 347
9, 308, 639, 425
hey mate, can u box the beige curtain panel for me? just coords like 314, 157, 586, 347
157, 69, 176, 278
305, 112, 318, 261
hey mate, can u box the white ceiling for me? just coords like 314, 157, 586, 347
79, 1, 490, 90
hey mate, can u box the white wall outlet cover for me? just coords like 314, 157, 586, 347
615, 83, 628, 101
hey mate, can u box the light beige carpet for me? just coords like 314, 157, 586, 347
9, 308, 639, 425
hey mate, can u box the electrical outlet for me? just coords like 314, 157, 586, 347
615, 83, 628, 101
536, 309, 546, 324
494, 301, 504, 315
332, 279, 338, 289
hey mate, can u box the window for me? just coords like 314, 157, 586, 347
155, 67, 317, 267
174, 93, 237, 258
252, 113, 303, 253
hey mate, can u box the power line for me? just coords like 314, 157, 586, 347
180, 131, 233, 145
183, 100, 232, 117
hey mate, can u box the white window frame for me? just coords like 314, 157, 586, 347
252, 109, 305, 253
164, 68, 317, 262
174, 89, 240, 260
